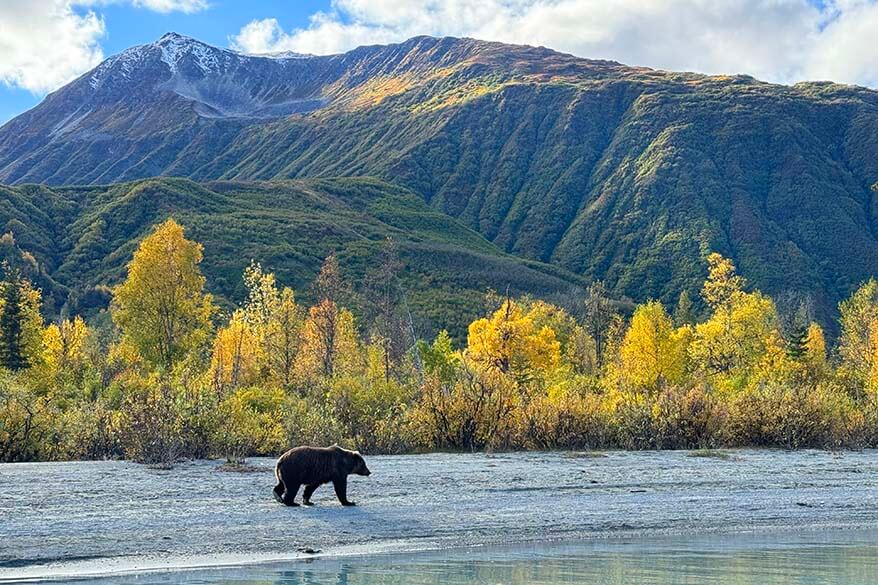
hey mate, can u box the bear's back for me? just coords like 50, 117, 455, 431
277, 445, 347, 483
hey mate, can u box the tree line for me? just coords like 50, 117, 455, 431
2, 218, 878, 464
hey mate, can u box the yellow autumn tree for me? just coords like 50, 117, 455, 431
524, 299, 599, 375
751, 328, 798, 387
112, 219, 216, 370
263, 287, 303, 388
838, 279, 878, 393
39, 316, 90, 393
240, 262, 303, 389
690, 290, 782, 387
298, 305, 361, 382
688, 253, 786, 388
210, 310, 262, 393
241, 261, 279, 328
297, 255, 348, 378
617, 301, 690, 391
523, 300, 578, 348
869, 320, 878, 393
328, 307, 362, 376
702, 252, 746, 311
803, 322, 828, 380
466, 299, 561, 382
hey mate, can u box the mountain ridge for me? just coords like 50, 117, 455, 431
1, 34, 877, 329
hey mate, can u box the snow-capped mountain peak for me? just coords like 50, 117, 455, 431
88, 32, 232, 88
155, 32, 223, 74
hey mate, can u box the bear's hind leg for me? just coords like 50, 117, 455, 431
282, 483, 301, 507
303, 483, 320, 505
273, 481, 285, 503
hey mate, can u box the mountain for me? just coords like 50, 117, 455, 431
0, 177, 582, 336
1, 34, 878, 326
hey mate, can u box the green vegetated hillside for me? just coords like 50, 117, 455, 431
0, 177, 582, 336
2, 35, 878, 325
218, 74, 878, 327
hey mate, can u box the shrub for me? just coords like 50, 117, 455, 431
112, 373, 184, 466
726, 384, 857, 449
55, 401, 120, 460
409, 362, 519, 451
652, 385, 725, 449
0, 371, 55, 462
215, 386, 289, 463
611, 391, 658, 450
519, 382, 611, 449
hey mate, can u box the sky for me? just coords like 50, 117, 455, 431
2, 0, 878, 123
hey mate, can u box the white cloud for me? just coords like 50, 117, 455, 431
0, 1, 105, 94
804, 0, 878, 86
230, 18, 288, 54
0, 0, 209, 94
231, 14, 399, 55
231, 0, 878, 87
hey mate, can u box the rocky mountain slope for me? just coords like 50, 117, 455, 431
1, 34, 877, 323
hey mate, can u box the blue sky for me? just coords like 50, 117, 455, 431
0, 0, 330, 122
2, 0, 877, 124
96, 1, 328, 51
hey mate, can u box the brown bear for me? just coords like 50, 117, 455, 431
273, 445, 371, 507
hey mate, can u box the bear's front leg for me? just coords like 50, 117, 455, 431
333, 478, 355, 506
283, 483, 301, 507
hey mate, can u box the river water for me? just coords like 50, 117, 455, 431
63, 532, 878, 584
2, 450, 877, 582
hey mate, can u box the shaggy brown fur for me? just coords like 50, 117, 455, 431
273, 445, 371, 506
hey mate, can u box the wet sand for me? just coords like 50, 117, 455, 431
2, 450, 877, 581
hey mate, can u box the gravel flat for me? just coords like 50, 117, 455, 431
2, 449, 878, 581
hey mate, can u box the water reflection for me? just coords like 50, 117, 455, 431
69, 531, 878, 585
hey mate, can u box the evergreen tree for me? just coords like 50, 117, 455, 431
786, 322, 809, 361
0, 267, 30, 371
777, 294, 813, 361
673, 290, 696, 326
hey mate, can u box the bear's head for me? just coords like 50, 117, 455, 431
350, 451, 371, 476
